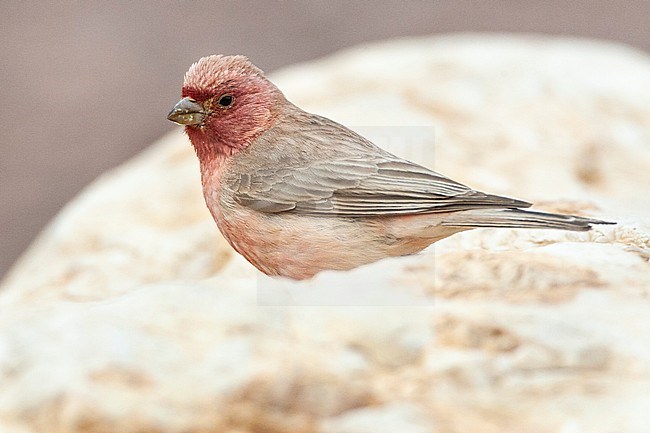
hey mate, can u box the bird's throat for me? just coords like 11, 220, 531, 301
186, 126, 243, 161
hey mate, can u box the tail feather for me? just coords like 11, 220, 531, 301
442, 208, 615, 232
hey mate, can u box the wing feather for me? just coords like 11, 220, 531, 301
228, 113, 531, 217
231, 155, 530, 216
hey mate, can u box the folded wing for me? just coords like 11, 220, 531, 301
231, 154, 531, 216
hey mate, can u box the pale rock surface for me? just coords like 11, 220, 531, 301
1, 34, 649, 433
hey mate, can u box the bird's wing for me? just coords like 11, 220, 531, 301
227, 112, 530, 216
229, 154, 531, 216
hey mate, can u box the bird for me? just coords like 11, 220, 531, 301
167, 54, 613, 280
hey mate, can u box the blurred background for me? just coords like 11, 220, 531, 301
1, 1, 648, 279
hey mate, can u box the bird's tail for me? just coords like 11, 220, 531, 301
441, 208, 615, 232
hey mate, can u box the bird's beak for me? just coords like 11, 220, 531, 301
167, 97, 206, 125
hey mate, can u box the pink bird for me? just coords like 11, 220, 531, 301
168, 55, 612, 280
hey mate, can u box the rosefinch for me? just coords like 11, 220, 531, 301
168, 55, 613, 280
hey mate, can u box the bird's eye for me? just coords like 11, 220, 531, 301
217, 94, 234, 107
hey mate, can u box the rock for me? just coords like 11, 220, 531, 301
1, 34, 649, 433
319, 403, 435, 433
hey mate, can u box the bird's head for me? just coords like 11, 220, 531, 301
168, 55, 282, 159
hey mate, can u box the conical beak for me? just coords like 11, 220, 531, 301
167, 97, 206, 125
